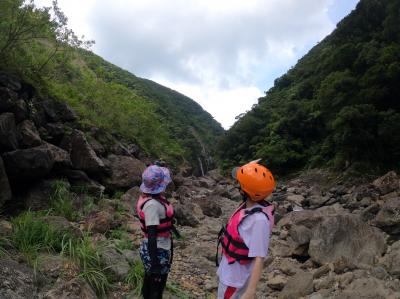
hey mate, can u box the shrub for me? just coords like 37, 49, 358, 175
50, 180, 79, 221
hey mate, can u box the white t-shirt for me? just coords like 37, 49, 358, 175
142, 199, 172, 250
217, 204, 270, 288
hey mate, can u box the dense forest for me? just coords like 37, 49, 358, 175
218, 0, 400, 175
0, 0, 223, 172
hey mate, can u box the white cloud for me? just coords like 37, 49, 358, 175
34, 0, 345, 128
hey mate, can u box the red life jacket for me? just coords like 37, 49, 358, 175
219, 201, 274, 265
136, 194, 174, 238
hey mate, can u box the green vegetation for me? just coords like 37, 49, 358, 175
10, 211, 65, 266
0, 0, 223, 171
166, 282, 191, 299
61, 235, 111, 296
125, 260, 145, 296
50, 180, 79, 221
218, 0, 400, 175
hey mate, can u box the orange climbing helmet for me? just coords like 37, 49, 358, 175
232, 159, 276, 201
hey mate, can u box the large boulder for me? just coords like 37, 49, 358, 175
0, 88, 27, 123
0, 157, 12, 207
83, 210, 115, 234
100, 246, 130, 280
3, 146, 54, 180
174, 202, 202, 227
0, 112, 18, 152
383, 240, 400, 278
372, 171, 399, 195
120, 186, 141, 213
196, 195, 222, 218
17, 119, 41, 148
309, 214, 387, 268
69, 130, 106, 177
278, 271, 313, 299
374, 197, 400, 235
38, 99, 77, 123
42, 278, 98, 299
334, 277, 400, 299
103, 155, 145, 191
39, 142, 72, 170
58, 169, 105, 197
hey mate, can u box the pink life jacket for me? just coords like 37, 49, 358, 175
220, 201, 275, 265
136, 194, 174, 238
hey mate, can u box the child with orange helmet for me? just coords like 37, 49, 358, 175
217, 160, 276, 299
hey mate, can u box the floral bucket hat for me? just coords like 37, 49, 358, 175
140, 165, 172, 194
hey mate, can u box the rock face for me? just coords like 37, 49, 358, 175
104, 154, 145, 191
0, 157, 12, 206
309, 214, 386, 267
3, 146, 54, 180
70, 130, 106, 177
0, 112, 18, 152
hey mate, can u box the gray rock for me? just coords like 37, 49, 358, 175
39, 142, 72, 170
37, 254, 66, 279
374, 197, 400, 234
3, 146, 54, 180
17, 119, 41, 148
309, 214, 387, 268
289, 225, 312, 246
174, 202, 202, 227
279, 271, 313, 299
383, 240, 400, 278
0, 258, 38, 299
120, 186, 141, 213
0, 112, 18, 152
334, 277, 400, 299
42, 277, 98, 299
70, 130, 106, 177
104, 155, 145, 191
196, 195, 222, 218
0, 157, 12, 207
101, 246, 130, 281
372, 171, 399, 195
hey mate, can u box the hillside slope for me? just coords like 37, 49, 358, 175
218, 0, 400, 174
0, 0, 223, 173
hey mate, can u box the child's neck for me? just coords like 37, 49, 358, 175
245, 199, 257, 209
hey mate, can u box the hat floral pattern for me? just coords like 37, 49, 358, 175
140, 165, 171, 194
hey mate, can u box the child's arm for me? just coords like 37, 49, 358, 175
240, 256, 264, 299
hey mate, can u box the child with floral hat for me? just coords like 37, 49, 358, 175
136, 164, 174, 299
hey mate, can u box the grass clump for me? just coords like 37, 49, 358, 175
50, 180, 79, 221
62, 234, 111, 296
125, 260, 145, 296
166, 282, 191, 299
11, 211, 64, 266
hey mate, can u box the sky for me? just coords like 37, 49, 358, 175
34, 0, 359, 129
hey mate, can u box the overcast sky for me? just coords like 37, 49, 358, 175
35, 0, 359, 129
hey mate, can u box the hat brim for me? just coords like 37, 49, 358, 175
140, 182, 168, 194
